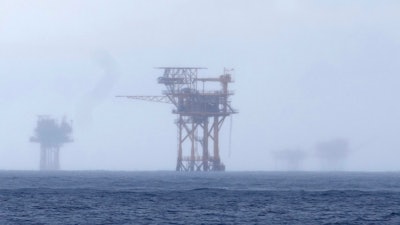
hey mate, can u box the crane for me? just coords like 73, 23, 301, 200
116, 95, 171, 104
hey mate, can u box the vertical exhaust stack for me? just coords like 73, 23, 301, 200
30, 116, 73, 171
118, 67, 237, 171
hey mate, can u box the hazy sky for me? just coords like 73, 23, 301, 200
1, 0, 400, 171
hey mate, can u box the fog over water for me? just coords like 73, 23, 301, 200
0, 0, 399, 171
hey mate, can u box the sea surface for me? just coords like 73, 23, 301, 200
1, 171, 400, 224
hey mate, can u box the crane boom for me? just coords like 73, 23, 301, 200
116, 95, 171, 104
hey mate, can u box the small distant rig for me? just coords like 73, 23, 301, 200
30, 116, 73, 171
119, 67, 237, 171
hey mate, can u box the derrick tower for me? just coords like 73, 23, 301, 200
30, 116, 73, 170
119, 67, 237, 171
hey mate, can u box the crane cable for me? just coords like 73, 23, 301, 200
228, 115, 233, 158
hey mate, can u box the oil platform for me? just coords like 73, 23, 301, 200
30, 116, 73, 170
119, 67, 237, 171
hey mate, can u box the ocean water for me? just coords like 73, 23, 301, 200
1, 171, 400, 224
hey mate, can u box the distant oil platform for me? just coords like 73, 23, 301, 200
30, 116, 73, 170
119, 67, 237, 171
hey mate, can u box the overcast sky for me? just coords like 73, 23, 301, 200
1, 0, 399, 171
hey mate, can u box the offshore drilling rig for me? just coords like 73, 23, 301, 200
119, 67, 237, 171
30, 116, 73, 170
